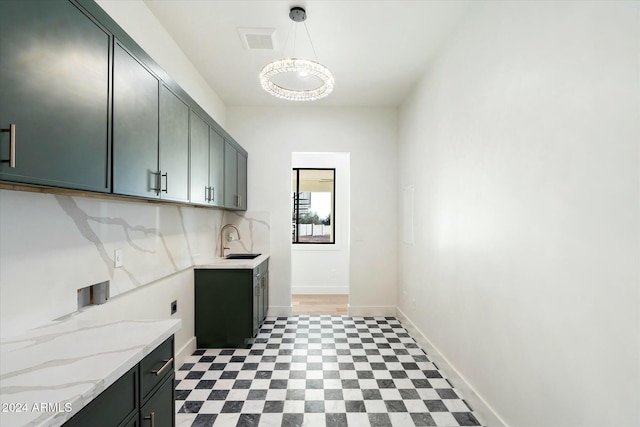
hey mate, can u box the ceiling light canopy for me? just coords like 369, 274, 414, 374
259, 7, 334, 102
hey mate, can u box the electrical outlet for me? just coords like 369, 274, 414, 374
114, 249, 123, 268
171, 300, 177, 315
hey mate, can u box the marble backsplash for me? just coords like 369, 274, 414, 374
0, 189, 270, 337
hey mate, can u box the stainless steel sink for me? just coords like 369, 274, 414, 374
225, 253, 261, 260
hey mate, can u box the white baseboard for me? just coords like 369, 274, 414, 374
175, 336, 197, 370
291, 286, 348, 295
396, 308, 507, 427
267, 305, 292, 317
347, 305, 396, 317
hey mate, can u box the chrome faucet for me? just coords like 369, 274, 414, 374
220, 224, 241, 258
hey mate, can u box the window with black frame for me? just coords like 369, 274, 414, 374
292, 168, 335, 244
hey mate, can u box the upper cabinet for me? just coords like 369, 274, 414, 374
0, 0, 111, 192
112, 44, 190, 202
224, 141, 248, 211
1, 0, 247, 211
159, 85, 189, 203
112, 43, 160, 199
190, 112, 224, 207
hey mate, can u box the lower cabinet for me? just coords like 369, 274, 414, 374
140, 375, 174, 427
63, 336, 175, 427
195, 260, 269, 348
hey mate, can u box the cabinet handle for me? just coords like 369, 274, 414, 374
162, 172, 168, 193
210, 186, 214, 202
1, 123, 16, 168
144, 412, 155, 427
152, 357, 173, 376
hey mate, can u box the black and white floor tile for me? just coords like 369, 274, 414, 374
175, 316, 482, 427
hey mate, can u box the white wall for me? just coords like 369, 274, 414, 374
292, 152, 350, 295
227, 107, 398, 316
397, 1, 639, 427
95, 0, 227, 127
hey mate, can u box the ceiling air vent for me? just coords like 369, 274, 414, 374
238, 28, 277, 50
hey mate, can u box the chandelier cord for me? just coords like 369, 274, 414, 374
282, 20, 294, 57
303, 21, 319, 62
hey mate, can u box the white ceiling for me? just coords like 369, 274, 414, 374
143, 0, 472, 107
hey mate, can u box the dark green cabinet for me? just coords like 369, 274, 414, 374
189, 112, 224, 206
209, 131, 225, 207
137, 336, 175, 427
1, 0, 248, 212
224, 141, 248, 210
159, 85, 189, 203
113, 43, 190, 202
253, 264, 269, 337
63, 366, 138, 427
0, 0, 111, 192
113, 42, 159, 199
63, 336, 175, 427
195, 260, 269, 348
238, 150, 248, 210
140, 375, 174, 427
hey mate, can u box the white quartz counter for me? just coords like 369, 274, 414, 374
0, 317, 181, 427
194, 253, 270, 270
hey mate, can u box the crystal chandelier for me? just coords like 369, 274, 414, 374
259, 7, 334, 102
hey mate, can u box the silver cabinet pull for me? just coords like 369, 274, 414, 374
144, 412, 155, 427
205, 186, 209, 202
162, 172, 168, 193
152, 357, 173, 376
1, 123, 16, 168
210, 186, 214, 202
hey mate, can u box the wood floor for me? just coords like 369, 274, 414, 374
291, 294, 348, 315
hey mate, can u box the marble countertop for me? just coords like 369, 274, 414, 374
195, 253, 270, 269
0, 317, 181, 427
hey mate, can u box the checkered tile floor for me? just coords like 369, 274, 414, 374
175, 316, 482, 427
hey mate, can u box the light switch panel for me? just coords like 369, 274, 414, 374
114, 249, 123, 268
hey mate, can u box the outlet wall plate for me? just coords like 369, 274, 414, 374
114, 249, 123, 268
171, 300, 177, 315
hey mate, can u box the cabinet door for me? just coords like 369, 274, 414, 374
63, 366, 138, 427
195, 269, 253, 348
261, 272, 269, 321
252, 273, 260, 338
140, 375, 174, 427
0, 0, 111, 192
223, 141, 238, 208
189, 112, 210, 205
237, 151, 247, 211
113, 42, 159, 199
159, 85, 189, 202
209, 129, 224, 207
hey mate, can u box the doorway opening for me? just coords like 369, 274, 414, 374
292, 294, 348, 315
291, 152, 350, 315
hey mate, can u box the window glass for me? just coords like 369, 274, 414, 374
292, 168, 335, 244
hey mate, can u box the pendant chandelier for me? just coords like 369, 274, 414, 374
259, 7, 334, 102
